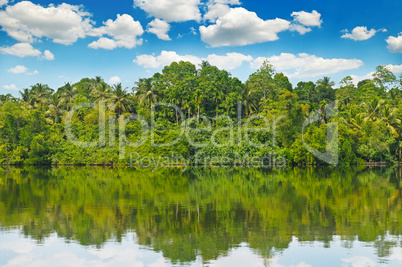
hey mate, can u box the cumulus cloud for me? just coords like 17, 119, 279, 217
290, 24, 312, 35
3, 84, 18, 91
134, 51, 252, 70
386, 33, 402, 53
291, 10, 322, 27
89, 14, 144, 49
290, 10, 322, 35
341, 26, 384, 41
0, 0, 8, 7
0, 43, 41, 57
108, 76, 121, 84
0, 1, 95, 45
251, 53, 363, 78
8, 65, 28, 74
133, 0, 201, 22
200, 7, 290, 47
385, 64, 402, 73
203, 0, 241, 22
350, 72, 375, 85
147, 19, 171, 40
0, 43, 55, 60
43, 50, 54, 60
135, 51, 202, 68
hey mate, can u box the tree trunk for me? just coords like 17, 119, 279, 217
197, 104, 200, 122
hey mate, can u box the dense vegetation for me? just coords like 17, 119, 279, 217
1, 167, 401, 262
0, 61, 401, 165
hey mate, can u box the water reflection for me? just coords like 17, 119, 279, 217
0, 167, 401, 266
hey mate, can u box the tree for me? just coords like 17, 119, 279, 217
91, 82, 111, 104
107, 83, 131, 117
246, 61, 276, 101
136, 78, 159, 110
373, 65, 396, 91
59, 83, 77, 111
46, 94, 65, 124
380, 105, 401, 137
30, 83, 53, 110
362, 98, 384, 122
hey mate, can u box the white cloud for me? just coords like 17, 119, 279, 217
350, 72, 374, 85
251, 53, 363, 78
386, 33, 402, 53
3, 84, 18, 91
133, 0, 201, 22
341, 26, 379, 41
88, 37, 117, 50
200, 7, 290, 47
385, 64, 402, 73
147, 19, 171, 40
134, 51, 252, 70
43, 50, 54, 60
290, 24, 312, 35
205, 52, 252, 70
27, 70, 39, 75
135, 51, 202, 68
8, 65, 28, 74
0, 43, 41, 57
0, 1, 95, 45
290, 10, 322, 35
0, 43, 54, 60
0, 0, 8, 7
108, 76, 121, 84
341, 256, 376, 267
291, 10, 322, 27
203, 0, 241, 22
89, 14, 144, 49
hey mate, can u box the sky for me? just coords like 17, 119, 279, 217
0, 0, 401, 96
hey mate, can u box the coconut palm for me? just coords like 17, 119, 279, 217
316, 76, 335, 89
30, 83, 52, 109
91, 82, 111, 104
59, 83, 77, 111
107, 83, 131, 117
241, 86, 255, 117
19, 88, 33, 106
362, 98, 384, 122
380, 105, 401, 137
46, 94, 65, 124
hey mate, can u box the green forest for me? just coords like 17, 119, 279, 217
0, 60, 401, 166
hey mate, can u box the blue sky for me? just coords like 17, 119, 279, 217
0, 0, 401, 96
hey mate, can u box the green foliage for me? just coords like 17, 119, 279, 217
0, 62, 401, 165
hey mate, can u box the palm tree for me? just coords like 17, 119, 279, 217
380, 105, 401, 137
91, 82, 111, 104
362, 98, 384, 122
241, 86, 255, 117
19, 88, 33, 106
59, 83, 77, 111
212, 89, 224, 117
0, 94, 15, 107
135, 78, 159, 110
316, 77, 335, 89
46, 94, 65, 124
107, 83, 131, 117
30, 83, 52, 109
341, 108, 365, 131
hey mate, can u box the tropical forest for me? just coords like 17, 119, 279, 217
0, 61, 401, 166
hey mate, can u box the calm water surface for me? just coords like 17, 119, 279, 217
0, 167, 402, 266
